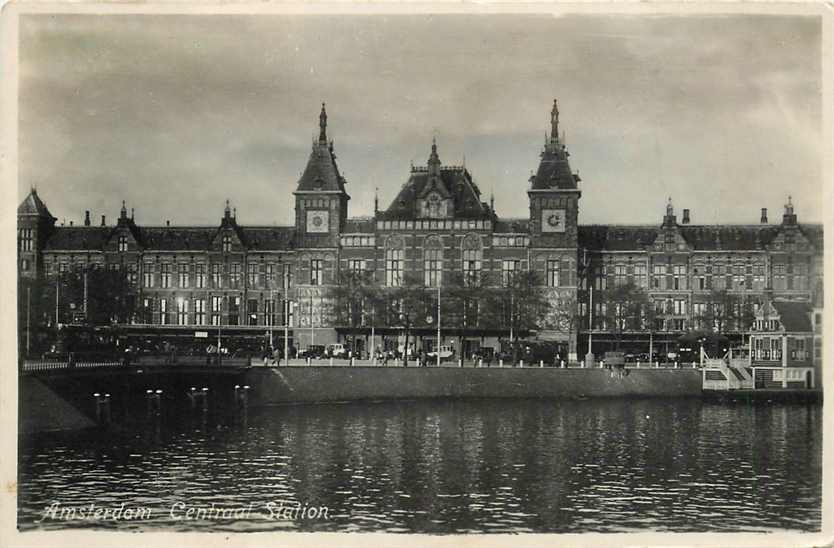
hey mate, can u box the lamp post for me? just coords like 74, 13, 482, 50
283, 263, 290, 363
436, 282, 441, 367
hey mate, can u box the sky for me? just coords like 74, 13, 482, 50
18, 13, 823, 227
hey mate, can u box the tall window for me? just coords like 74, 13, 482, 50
176, 298, 188, 325
266, 264, 275, 288
673, 299, 687, 315
349, 259, 366, 274
127, 263, 138, 286
652, 265, 666, 289
230, 263, 241, 288
425, 248, 443, 287
386, 249, 403, 287
248, 263, 258, 287
634, 264, 647, 289
118, 235, 128, 252
264, 298, 275, 326
247, 299, 258, 326
546, 260, 560, 287
228, 296, 240, 326
310, 259, 323, 285
19, 229, 33, 252
211, 263, 223, 288
672, 265, 687, 290
222, 235, 232, 252
462, 249, 482, 286
178, 263, 189, 288
159, 298, 168, 325
773, 264, 786, 290
195, 264, 206, 288
211, 296, 222, 325
194, 299, 206, 325
502, 260, 519, 287
614, 265, 628, 287
160, 263, 171, 288
143, 262, 154, 288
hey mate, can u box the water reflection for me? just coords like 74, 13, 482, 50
19, 399, 821, 533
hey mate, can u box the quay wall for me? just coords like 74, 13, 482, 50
243, 367, 703, 405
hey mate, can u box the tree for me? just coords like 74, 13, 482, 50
482, 270, 549, 363
597, 282, 650, 351
695, 289, 756, 336
386, 273, 432, 366
38, 266, 138, 327
330, 269, 382, 353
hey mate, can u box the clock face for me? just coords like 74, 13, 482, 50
542, 208, 566, 233
306, 210, 330, 233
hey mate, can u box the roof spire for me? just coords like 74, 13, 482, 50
428, 137, 441, 175
551, 99, 559, 142
490, 189, 495, 211
666, 196, 674, 217
224, 199, 231, 219
120, 200, 127, 219
319, 102, 327, 144
785, 195, 794, 215
374, 187, 379, 214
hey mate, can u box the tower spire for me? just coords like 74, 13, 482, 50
374, 187, 379, 214
120, 200, 127, 219
428, 137, 441, 175
224, 199, 231, 219
319, 102, 327, 144
551, 99, 559, 142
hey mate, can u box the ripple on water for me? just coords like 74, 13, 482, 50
17, 399, 822, 533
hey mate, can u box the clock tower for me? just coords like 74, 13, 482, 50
528, 99, 581, 249
293, 103, 350, 248
528, 100, 583, 357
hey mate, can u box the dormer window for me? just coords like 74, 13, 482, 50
118, 234, 128, 252
222, 234, 232, 253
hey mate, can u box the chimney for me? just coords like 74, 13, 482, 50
84, 210, 91, 226
101, 215, 106, 226
760, 208, 768, 224
70, 220, 74, 227
682, 209, 690, 224
166, 220, 170, 227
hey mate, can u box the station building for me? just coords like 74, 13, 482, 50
17, 101, 824, 367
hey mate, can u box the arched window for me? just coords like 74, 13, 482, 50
424, 237, 443, 287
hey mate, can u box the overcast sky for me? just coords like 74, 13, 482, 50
19, 14, 822, 227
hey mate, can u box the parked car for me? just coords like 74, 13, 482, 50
326, 343, 348, 358
426, 345, 455, 361
299, 345, 326, 359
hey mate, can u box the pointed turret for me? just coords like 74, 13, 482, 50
530, 99, 577, 190
319, 102, 328, 144
662, 197, 677, 227
18, 188, 55, 220
428, 137, 441, 176
782, 195, 797, 225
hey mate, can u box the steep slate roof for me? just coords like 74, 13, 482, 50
799, 224, 824, 249
678, 225, 779, 251
578, 225, 659, 251
530, 102, 579, 191
140, 227, 217, 251
380, 166, 489, 221
44, 227, 111, 251
773, 301, 813, 332
343, 217, 376, 234
578, 223, 824, 252
242, 227, 296, 251
295, 104, 348, 195
530, 140, 579, 191
493, 218, 531, 233
18, 189, 55, 219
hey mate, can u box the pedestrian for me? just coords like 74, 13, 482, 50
273, 347, 281, 367
484, 352, 492, 368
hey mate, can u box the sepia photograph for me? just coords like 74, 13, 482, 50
3, 3, 831, 545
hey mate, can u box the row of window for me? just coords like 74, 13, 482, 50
377, 219, 492, 231
341, 236, 375, 247
139, 296, 293, 326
